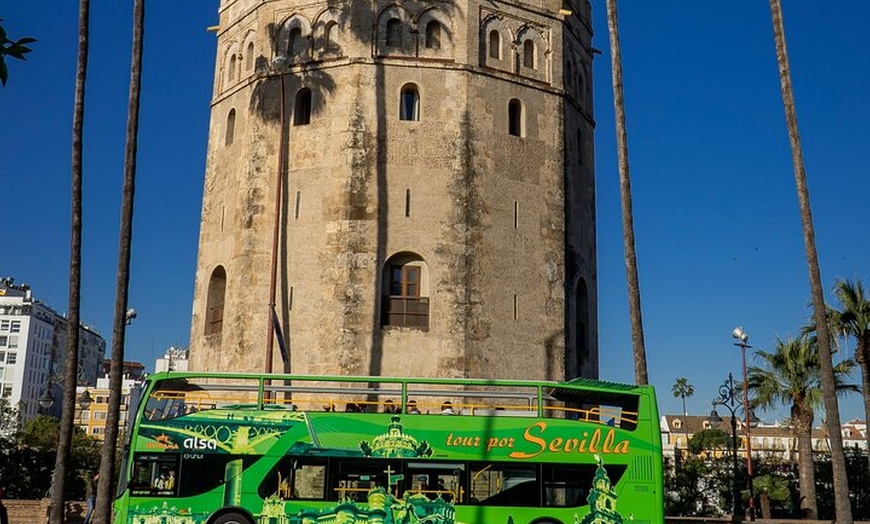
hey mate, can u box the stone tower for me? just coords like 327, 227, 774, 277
189, 0, 598, 382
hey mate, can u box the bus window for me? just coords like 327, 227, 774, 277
406, 462, 464, 502
541, 464, 590, 507
332, 460, 396, 501
130, 454, 179, 497
541, 463, 627, 507
259, 457, 327, 501
469, 463, 538, 506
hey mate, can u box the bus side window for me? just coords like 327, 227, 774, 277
130, 454, 180, 497
469, 463, 538, 507
258, 458, 327, 501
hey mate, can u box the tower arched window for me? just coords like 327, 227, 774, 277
381, 254, 429, 330
225, 108, 236, 146
294, 88, 312, 126
425, 21, 441, 50
245, 41, 254, 71
508, 98, 523, 137
228, 54, 238, 81
288, 27, 303, 59
523, 40, 536, 69
205, 266, 227, 336
400, 84, 419, 121
324, 21, 338, 52
488, 30, 501, 59
386, 18, 402, 47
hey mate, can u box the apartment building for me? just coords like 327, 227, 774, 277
0, 278, 105, 425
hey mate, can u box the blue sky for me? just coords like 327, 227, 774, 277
2, 2, 868, 423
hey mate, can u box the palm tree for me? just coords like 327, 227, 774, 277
92, 0, 144, 522
747, 335, 858, 519
767, 1, 852, 521
48, 1, 89, 523
832, 278, 870, 477
753, 474, 790, 519
604, 0, 647, 385
671, 378, 694, 417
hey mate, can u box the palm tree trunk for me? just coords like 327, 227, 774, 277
92, 0, 144, 522
793, 407, 817, 518
768, 1, 851, 521
48, 1, 89, 522
858, 335, 870, 481
759, 493, 771, 520
604, 0, 648, 385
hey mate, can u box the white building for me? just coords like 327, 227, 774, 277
661, 413, 869, 463
154, 346, 189, 373
0, 278, 105, 425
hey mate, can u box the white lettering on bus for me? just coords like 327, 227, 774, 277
183, 437, 218, 450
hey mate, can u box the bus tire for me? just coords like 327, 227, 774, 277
213, 512, 253, 524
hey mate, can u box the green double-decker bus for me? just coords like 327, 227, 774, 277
114, 372, 663, 524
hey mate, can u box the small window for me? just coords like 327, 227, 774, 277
288, 27, 303, 59
523, 40, 535, 69
245, 41, 254, 71
386, 18, 402, 47
0, 336, 6, 347
576, 129, 583, 166
228, 54, 237, 81
399, 84, 419, 121
10, 321, 20, 333
391, 265, 420, 297
425, 21, 441, 50
6, 353, 16, 365
225, 109, 236, 146
488, 30, 500, 59
508, 99, 523, 137
205, 266, 227, 336
382, 254, 429, 330
324, 21, 338, 52
294, 88, 311, 126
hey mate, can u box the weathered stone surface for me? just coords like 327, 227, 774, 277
189, 0, 598, 382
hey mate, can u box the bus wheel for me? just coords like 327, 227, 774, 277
213, 512, 252, 524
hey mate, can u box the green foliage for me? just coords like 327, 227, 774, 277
0, 415, 100, 499
0, 18, 36, 86
687, 428, 731, 455
665, 454, 724, 516
815, 446, 870, 520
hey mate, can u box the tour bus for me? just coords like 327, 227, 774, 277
114, 372, 663, 524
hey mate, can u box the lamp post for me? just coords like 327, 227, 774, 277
709, 373, 743, 521
733, 326, 757, 519
264, 55, 289, 379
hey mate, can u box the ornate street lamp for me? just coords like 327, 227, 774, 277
733, 326, 757, 519
78, 389, 93, 410
709, 373, 743, 521
38, 388, 54, 410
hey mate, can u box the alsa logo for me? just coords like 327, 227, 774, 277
183, 436, 218, 450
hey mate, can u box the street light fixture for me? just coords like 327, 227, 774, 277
38, 388, 54, 410
77, 389, 93, 410
733, 326, 757, 519
709, 373, 743, 521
